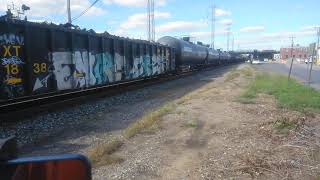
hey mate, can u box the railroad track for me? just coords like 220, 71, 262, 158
0, 69, 196, 122
0, 63, 240, 123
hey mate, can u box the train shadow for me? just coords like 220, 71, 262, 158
20, 63, 242, 156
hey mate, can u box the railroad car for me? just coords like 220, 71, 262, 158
218, 51, 231, 64
157, 36, 208, 69
207, 48, 220, 65
157, 36, 237, 69
0, 18, 244, 103
0, 19, 175, 101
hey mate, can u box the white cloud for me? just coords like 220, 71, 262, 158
263, 30, 317, 39
301, 25, 320, 31
103, 0, 166, 7
190, 31, 211, 37
111, 29, 129, 37
219, 19, 233, 25
156, 21, 206, 33
190, 30, 231, 38
240, 26, 265, 33
120, 11, 170, 30
215, 8, 231, 17
120, 13, 146, 30
235, 29, 317, 45
230, 28, 318, 50
0, 0, 105, 22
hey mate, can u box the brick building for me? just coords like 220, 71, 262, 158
280, 45, 308, 60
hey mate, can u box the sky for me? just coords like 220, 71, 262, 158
0, 0, 319, 50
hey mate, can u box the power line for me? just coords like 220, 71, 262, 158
71, 0, 101, 22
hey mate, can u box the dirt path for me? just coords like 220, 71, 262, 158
93, 64, 320, 179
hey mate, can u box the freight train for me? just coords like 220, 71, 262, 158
0, 19, 244, 102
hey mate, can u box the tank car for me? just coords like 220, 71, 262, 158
207, 49, 220, 65
217, 51, 228, 64
157, 36, 208, 68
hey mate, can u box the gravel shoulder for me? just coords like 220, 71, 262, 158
0, 64, 237, 152
2, 63, 320, 179
92, 64, 320, 179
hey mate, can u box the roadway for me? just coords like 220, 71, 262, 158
254, 61, 320, 90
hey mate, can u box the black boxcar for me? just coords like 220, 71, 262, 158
0, 19, 174, 101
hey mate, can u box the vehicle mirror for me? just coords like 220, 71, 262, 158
0, 154, 91, 180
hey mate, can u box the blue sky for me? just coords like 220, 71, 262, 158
0, 0, 319, 50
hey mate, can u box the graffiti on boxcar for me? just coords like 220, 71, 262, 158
88, 53, 96, 86
48, 51, 115, 87
73, 51, 89, 88
131, 57, 143, 78
166, 50, 170, 71
51, 51, 93, 90
92, 52, 107, 85
32, 62, 54, 93
100, 52, 114, 83
114, 53, 124, 81
143, 55, 152, 76
49, 50, 112, 90
33, 74, 53, 92
37, 46, 168, 94
0, 33, 25, 99
0, 34, 24, 45
51, 52, 75, 90
152, 54, 160, 75
1, 56, 24, 65
162, 51, 166, 72
90, 52, 114, 85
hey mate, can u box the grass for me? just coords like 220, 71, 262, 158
239, 67, 254, 77
225, 66, 254, 82
273, 117, 298, 134
184, 119, 198, 128
88, 138, 124, 167
239, 73, 320, 112
225, 69, 241, 82
236, 96, 256, 104
123, 102, 176, 138
88, 102, 177, 166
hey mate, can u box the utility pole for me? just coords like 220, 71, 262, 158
288, 36, 295, 80
308, 27, 320, 85
317, 28, 320, 64
147, 0, 155, 41
306, 43, 312, 82
232, 35, 234, 51
151, 0, 155, 41
147, 0, 151, 41
67, 0, 71, 24
226, 26, 231, 51
211, 4, 216, 49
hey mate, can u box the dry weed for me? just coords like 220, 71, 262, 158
88, 138, 124, 167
